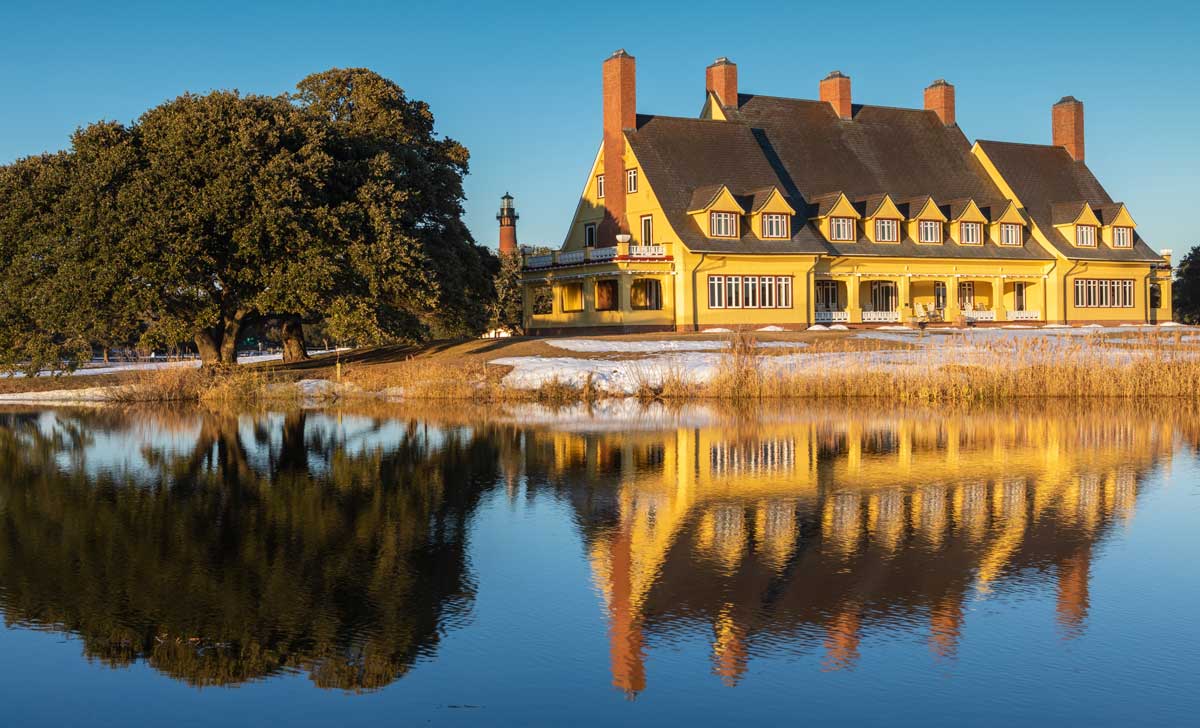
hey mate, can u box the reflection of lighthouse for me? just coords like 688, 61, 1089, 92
497, 192, 518, 255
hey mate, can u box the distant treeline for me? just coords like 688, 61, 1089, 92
0, 68, 498, 372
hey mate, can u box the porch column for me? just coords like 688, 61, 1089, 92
523, 283, 534, 330
992, 277, 1007, 323
943, 278, 960, 324
899, 276, 912, 325
619, 274, 632, 312
847, 276, 862, 324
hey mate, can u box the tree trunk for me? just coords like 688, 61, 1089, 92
195, 331, 221, 368
196, 309, 247, 368
281, 315, 309, 363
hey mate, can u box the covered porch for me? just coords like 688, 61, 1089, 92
814, 274, 1046, 326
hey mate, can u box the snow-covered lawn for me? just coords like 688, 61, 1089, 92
0, 348, 352, 379
545, 338, 808, 353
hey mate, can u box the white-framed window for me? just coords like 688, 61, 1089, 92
816, 280, 839, 310
708, 275, 725, 308
726, 275, 742, 308
762, 213, 790, 239
776, 277, 793, 308
958, 281, 975, 309
1074, 279, 1134, 308
1076, 225, 1097, 247
1113, 226, 1133, 248
626, 168, 638, 193
870, 281, 897, 312
960, 222, 982, 245
743, 276, 759, 308
640, 215, 653, 244
759, 276, 776, 308
934, 281, 947, 310
584, 223, 596, 248
1000, 223, 1022, 246
596, 174, 605, 199
830, 217, 856, 241
919, 220, 943, 243
875, 219, 899, 242
710, 211, 739, 238
1013, 282, 1027, 312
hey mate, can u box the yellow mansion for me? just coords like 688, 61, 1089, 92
518, 51, 1174, 332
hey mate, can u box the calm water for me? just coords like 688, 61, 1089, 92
1, 402, 1198, 726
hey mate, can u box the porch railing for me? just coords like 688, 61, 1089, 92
964, 310, 996, 322
590, 246, 617, 261
862, 310, 901, 323
556, 250, 585, 265
815, 310, 850, 323
525, 254, 554, 269
1007, 310, 1041, 322
628, 244, 666, 258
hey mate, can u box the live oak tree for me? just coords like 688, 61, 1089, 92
0, 68, 497, 371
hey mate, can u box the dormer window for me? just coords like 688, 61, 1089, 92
919, 220, 943, 243
1076, 225, 1097, 247
830, 217, 856, 241
596, 174, 605, 199
710, 211, 739, 238
626, 168, 638, 194
762, 213, 790, 239
960, 222, 982, 245
1114, 226, 1133, 248
1000, 223, 1022, 246
875, 219, 899, 242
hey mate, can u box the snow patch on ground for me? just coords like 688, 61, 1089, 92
829, 324, 849, 331
701, 327, 732, 333
757, 325, 786, 332
546, 339, 728, 353
807, 325, 829, 332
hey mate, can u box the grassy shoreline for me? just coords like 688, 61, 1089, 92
3, 329, 1199, 405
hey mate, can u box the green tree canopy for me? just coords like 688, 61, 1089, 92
0, 68, 497, 372
1172, 245, 1200, 324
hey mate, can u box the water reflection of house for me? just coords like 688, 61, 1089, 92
519, 410, 1170, 695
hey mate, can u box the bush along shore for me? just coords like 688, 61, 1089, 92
2, 330, 1199, 406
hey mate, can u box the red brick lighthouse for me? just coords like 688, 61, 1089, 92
497, 192, 518, 255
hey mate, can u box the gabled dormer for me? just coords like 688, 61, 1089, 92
942, 199, 988, 245
857, 194, 904, 244
1052, 201, 1102, 248
904, 196, 947, 244
688, 185, 746, 239
810, 192, 861, 243
747, 186, 795, 240
1095, 203, 1137, 249
983, 200, 1028, 247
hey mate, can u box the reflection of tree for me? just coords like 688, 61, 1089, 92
0, 410, 499, 691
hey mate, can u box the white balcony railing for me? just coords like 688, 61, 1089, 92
1007, 310, 1041, 321
590, 246, 617, 261
862, 310, 901, 323
628, 244, 666, 258
525, 254, 553, 269
556, 250, 585, 265
815, 310, 850, 323
964, 310, 996, 322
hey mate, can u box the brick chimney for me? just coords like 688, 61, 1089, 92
601, 49, 636, 245
706, 57, 738, 107
1053, 96, 1084, 161
820, 71, 852, 120
497, 192, 518, 255
924, 79, 955, 126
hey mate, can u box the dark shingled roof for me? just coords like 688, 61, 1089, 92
976, 140, 1161, 262
626, 97, 1052, 260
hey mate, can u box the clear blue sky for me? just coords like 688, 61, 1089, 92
3, 0, 1196, 254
